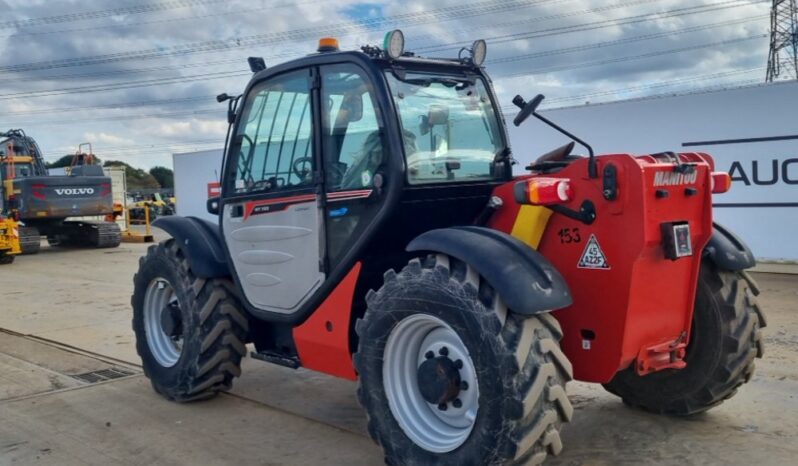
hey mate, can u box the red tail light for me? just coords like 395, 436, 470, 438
710, 172, 732, 194
100, 183, 112, 197
514, 177, 573, 206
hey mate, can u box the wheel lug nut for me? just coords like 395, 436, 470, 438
424, 351, 434, 360
438, 346, 449, 357
452, 399, 462, 408
460, 381, 469, 391
454, 359, 463, 369
437, 403, 448, 411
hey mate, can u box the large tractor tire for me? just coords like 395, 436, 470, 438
354, 254, 573, 466
603, 262, 765, 415
19, 226, 41, 255
131, 239, 249, 402
0, 253, 14, 265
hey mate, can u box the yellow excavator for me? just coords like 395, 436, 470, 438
0, 214, 20, 264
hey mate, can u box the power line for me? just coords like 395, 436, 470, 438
12, 107, 221, 126
0, 70, 251, 100
500, 34, 768, 78
0, 0, 227, 30
9, 34, 767, 127
0, 1, 766, 100
0, 0, 653, 84
0, 95, 216, 117
0, 0, 558, 73
500, 67, 766, 110
419, 0, 768, 53
38, 74, 767, 159
0, 0, 325, 39
488, 16, 766, 65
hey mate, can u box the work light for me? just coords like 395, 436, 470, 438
471, 39, 487, 66
384, 29, 405, 59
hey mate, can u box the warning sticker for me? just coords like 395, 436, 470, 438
577, 234, 611, 270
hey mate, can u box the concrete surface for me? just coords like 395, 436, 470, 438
1, 239, 797, 465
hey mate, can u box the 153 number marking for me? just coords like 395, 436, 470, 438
558, 227, 582, 244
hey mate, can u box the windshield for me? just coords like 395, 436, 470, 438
385, 71, 504, 185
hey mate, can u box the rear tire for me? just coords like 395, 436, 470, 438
0, 253, 14, 264
19, 226, 40, 255
354, 254, 573, 465
603, 262, 765, 415
132, 239, 249, 402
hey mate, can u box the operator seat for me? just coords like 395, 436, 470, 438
340, 129, 417, 189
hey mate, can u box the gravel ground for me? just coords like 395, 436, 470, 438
1, 238, 796, 465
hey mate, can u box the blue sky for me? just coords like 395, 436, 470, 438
0, 0, 774, 169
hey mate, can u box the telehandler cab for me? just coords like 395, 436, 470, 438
132, 31, 765, 465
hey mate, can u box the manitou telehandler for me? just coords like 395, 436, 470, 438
132, 32, 764, 465
0, 130, 121, 253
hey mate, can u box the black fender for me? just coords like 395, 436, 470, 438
152, 216, 230, 278
406, 226, 572, 315
703, 222, 756, 271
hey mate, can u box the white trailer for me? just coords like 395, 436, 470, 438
173, 149, 224, 223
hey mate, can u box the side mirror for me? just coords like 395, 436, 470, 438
207, 196, 220, 216
512, 94, 545, 127
420, 104, 450, 135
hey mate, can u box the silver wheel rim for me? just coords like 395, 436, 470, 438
383, 314, 480, 453
143, 277, 183, 367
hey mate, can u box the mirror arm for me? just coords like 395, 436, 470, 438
532, 112, 597, 179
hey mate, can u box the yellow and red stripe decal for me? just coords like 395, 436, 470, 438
327, 189, 373, 202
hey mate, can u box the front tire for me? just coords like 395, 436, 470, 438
0, 253, 14, 264
354, 255, 573, 465
131, 239, 249, 402
603, 262, 765, 415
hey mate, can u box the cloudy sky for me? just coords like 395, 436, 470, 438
0, 0, 773, 169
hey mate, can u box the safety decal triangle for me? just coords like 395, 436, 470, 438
577, 234, 611, 270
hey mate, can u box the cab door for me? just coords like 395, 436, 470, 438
319, 63, 390, 269
221, 68, 324, 315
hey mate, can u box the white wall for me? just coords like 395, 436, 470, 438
507, 81, 798, 262
173, 149, 223, 223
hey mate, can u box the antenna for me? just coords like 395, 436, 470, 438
766, 0, 798, 82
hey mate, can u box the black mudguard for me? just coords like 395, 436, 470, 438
152, 216, 229, 278
704, 222, 756, 271
407, 226, 572, 315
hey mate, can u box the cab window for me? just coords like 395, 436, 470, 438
322, 64, 385, 192
227, 70, 313, 194
384, 71, 504, 185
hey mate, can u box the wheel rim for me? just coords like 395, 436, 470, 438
383, 314, 480, 453
143, 277, 183, 367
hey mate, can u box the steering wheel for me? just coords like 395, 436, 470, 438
292, 157, 313, 180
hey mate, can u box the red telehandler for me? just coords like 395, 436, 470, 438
131, 32, 764, 465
